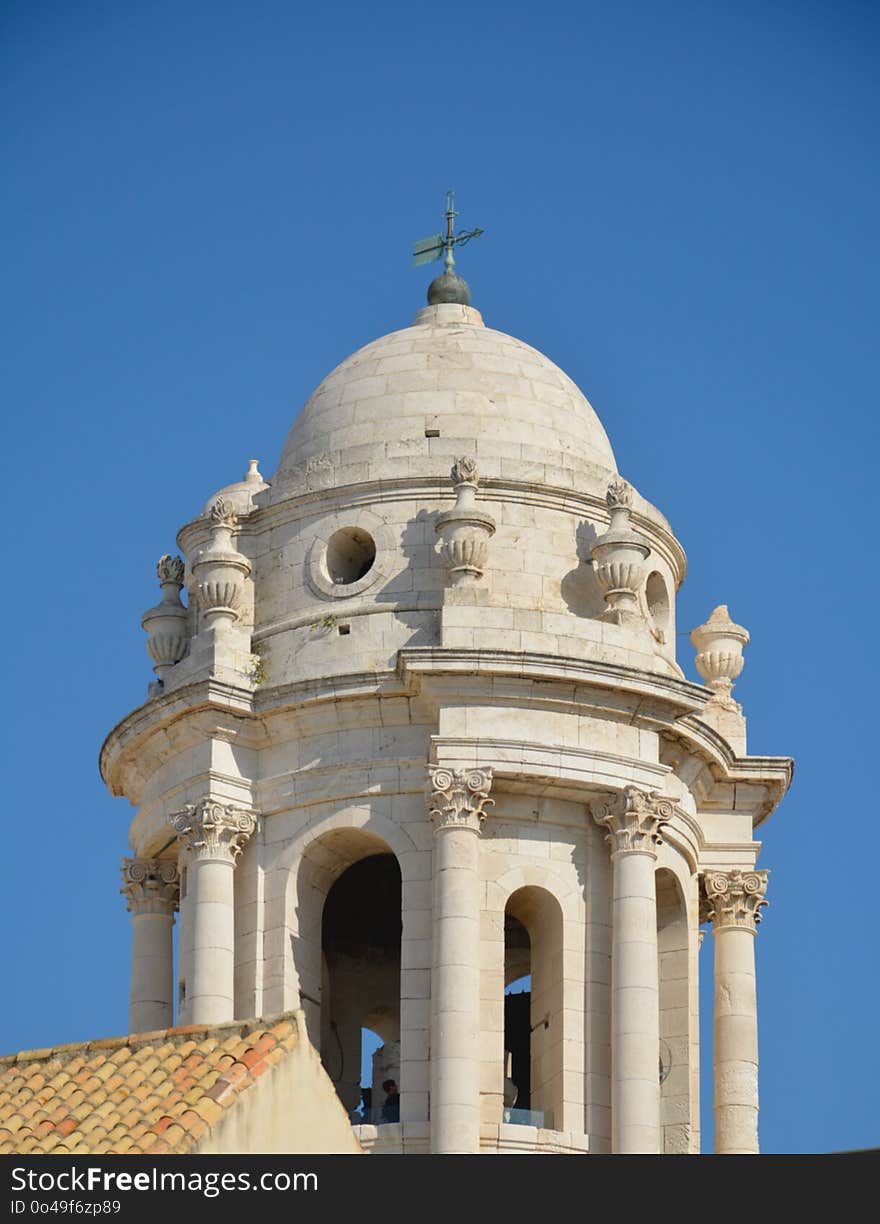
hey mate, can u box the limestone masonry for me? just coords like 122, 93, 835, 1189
100, 289, 792, 1154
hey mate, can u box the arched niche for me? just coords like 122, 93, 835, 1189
291, 826, 402, 1114
503, 886, 565, 1128
646, 570, 671, 645
656, 867, 691, 1153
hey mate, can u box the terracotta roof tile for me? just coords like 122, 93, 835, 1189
191, 1098, 223, 1126
0, 1014, 304, 1154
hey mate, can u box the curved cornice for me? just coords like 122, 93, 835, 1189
177, 476, 687, 587
100, 677, 258, 797
398, 646, 707, 721
101, 649, 790, 832
660, 715, 793, 827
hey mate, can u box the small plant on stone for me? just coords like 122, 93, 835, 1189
313, 613, 338, 633
246, 642, 269, 686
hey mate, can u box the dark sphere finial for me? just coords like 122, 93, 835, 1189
427, 271, 471, 307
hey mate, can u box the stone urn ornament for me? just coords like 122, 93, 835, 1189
690, 605, 750, 711
435, 457, 496, 585
590, 479, 651, 624
192, 498, 252, 628
141, 554, 189, 684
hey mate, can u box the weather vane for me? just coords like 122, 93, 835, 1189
413, 190, 484, 274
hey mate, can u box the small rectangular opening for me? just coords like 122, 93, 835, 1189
425, 428, 440, 438
338, 624, 351, 636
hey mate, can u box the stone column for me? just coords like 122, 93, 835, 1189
428, 767, 494, 1154
120, 859, 179, 1033
702, 868, 768, 1154
169, 800, 257, 1026
592, 786, 673, 1154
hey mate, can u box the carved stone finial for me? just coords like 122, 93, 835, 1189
193, 498, 251, 629
142, 554, 189, 688
702, 868, 768, 933
209, 498, 237, 527
120, 858, 179, 915
428, 766, 494, 832
590, 479, 651, 625
605, 479, 632, 510
591, 785, 674, 857
435, 456, 495, 585
690, 605, 750, 712
157, 554, 185, 586
168, 799, 257, 864
451, 456, 479, 488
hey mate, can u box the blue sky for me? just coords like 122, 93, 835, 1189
2, 1, 877, 1154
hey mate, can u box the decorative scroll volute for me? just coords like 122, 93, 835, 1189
120, 858, 180, 915
428, 766, 494, 832
168, 799, 257, 863
590, 785, 674, 857
702, 869, 768, 932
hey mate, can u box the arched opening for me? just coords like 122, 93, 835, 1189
320, 853, 401, 1117
503, 887, 564, 1128
646, 571, 671, 645
657, 868, 692, 1153
289, 827, 402, 1118
504, 917, 532, 1116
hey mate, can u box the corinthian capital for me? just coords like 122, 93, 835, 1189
428, 767, 494, 832
169, 799, 257, 863
120, 858, 179, 915
702, 868, 768, 932
591, 785, 674, 857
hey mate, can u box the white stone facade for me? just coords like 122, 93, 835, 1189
102, 298, 792, 1154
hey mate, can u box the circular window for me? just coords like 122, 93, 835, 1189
325, 527, 376, 586
306, 515, 390, 600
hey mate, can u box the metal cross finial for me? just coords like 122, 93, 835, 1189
412, 190, 484, 270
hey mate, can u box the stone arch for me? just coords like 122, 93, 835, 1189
656, 866, 692, 1154
266, 804, 417, 1035
488, 860, 582, 925
290, 824, 399, 1075
485, 861, 584, 1135
504, 886, 565, 1126
645, 570, 671, 643
261, 802, 432, 1125
657, 813, 700, 876
281, 804, 419, 880
319, 847, 402, 1115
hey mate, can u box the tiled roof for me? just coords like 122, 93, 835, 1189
0, 1014, 301, 1154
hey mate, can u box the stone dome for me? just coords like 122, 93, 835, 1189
201, 459, 268, 517
277, 302, 617, 484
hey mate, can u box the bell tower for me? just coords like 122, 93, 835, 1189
102, 254, 791, 1154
